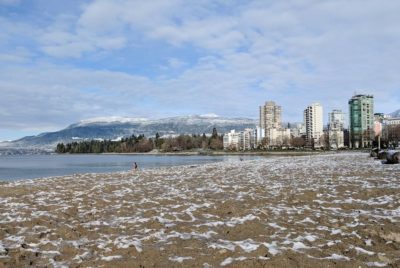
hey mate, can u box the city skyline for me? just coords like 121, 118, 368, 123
1, 1, 400, 141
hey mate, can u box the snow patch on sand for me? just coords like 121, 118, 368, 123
101, 255, 123, 261
169, 256, 194, 263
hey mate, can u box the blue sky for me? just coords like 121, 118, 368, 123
1, 0, 400, 141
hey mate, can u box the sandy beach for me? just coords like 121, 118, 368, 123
0, 152, 399, 267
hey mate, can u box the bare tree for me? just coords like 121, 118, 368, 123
210, 138, 223, 150
320, 133, 330, 149
291, 137, 306, 148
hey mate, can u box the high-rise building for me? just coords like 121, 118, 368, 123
259, 101, 286, 146
304, 103, 323, 147
259, 101, 281, 130
328, 110, 345, 130
327, 109, 345, 149
348, 94, 374, 148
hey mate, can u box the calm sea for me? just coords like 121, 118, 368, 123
0, 154, 260, 181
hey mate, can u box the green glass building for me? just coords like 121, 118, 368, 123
348, 94, 374, 148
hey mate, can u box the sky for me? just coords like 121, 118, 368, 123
1, 0, 399, 141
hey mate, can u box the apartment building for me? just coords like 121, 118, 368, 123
304, 103, 323, 147
348, 95, 374, 148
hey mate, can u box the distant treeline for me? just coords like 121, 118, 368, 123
55, 128, 223, 153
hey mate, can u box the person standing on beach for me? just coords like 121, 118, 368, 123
132, 162, 138, 171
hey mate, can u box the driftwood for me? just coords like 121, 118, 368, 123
386, 150, 400, 164
378, 150, 388, 160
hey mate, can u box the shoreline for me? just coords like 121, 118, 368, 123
0, 151, 365, 183
70, 149, 355, 156
1, 148, 371, 157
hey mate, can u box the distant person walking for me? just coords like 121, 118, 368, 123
132, 162, 138, 171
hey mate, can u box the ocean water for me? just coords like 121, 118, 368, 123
0, 154, 260, 181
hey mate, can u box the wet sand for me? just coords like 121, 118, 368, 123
0, 152, 399, 267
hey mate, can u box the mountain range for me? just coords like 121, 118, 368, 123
389, 109, 400, 118
1, 109, 398, 153
0, 115, 257, 151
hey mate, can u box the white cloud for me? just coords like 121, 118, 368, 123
149, 17, 246, 51
167, 58, 186, 69
0, 0, 20, 6
1, 0, 400, 138
0, 64, 155, 129
0, 47, 32, 63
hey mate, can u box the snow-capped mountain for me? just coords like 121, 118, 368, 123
1, 115, 257, 151
389, 109, 400, 118
74, 116, 149, 126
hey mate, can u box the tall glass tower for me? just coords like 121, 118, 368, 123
348, 94, 374, 148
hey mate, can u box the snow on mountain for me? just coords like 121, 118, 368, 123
5, 115, 257, 151
71, 115, 254, 127
389, 109, 400, 118
73, 116, 149, 127
200, 113, 219, 118
0, 141, 11, 147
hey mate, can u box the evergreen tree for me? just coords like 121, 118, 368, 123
212, 127, 218, 139
56, 132, 229, 154
56, 143, 65, 153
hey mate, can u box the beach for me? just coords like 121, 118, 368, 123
0, 152, 399, 267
